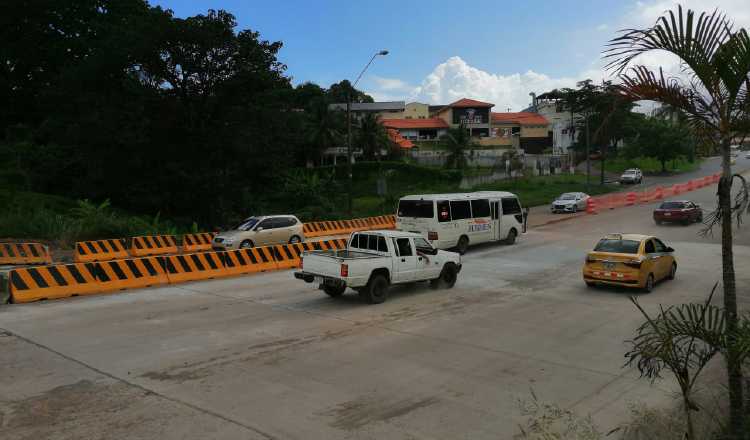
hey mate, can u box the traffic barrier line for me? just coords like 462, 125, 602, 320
130, 235, 178, 257
0, 242, 52, 265
219, 247, 277, 276
182, 232, 215, 253
74, 239, 128, 262
160, 251, 226, 283
96, 257, 168, 292
9, 263, 100, 303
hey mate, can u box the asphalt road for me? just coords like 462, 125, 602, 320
1, 176, 749, 439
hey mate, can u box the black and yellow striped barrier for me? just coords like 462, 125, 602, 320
0, 242, 52, 265
74, 239, 129, 263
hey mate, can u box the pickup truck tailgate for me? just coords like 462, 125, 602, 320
301, 250, 349, 277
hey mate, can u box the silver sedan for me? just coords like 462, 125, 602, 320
551, 192, 589, 213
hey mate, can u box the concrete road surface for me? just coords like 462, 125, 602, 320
1, 177, 749, 439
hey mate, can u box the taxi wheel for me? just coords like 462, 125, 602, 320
643, 274, 655, 293
667, 263, 677, 280
585, 281, 596, 288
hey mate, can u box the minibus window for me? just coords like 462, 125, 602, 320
471, 199, 490, 218
501, 197, 522, 215
398, 200, 434, 218
437, 200, 451, 222
450, 200, 471, 220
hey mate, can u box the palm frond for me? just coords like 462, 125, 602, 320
615, 66, 719, 132
605, 6, 731, 89
714, 28, 750, 102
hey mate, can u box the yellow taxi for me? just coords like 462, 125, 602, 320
582, 234, 676, 292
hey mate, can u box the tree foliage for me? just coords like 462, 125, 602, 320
0, 1, 380, 227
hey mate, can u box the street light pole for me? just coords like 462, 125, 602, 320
347, 50, 389, 216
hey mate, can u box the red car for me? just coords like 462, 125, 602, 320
653, 200, 703, 225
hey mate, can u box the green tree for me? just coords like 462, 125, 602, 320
441, 124, 474, 170
356, 113, 390, 160
626, 117, 692, 172
327, 80, 374, 104
605, 6, 750, 437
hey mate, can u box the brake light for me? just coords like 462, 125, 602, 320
300, 257, 303, 269
624, 259, 642, 268
340, 264, 348, 277
428, 231, 438, 241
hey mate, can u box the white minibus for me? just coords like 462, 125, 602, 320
396, 191, 527, 254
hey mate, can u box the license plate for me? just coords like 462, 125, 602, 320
314, 276, 324, 284
664, 213, 671, 217
603, 262, 616, 270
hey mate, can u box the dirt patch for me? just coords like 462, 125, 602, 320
139, 328, 359, 384
0, 379, 152, 440
320, 395, 440, 430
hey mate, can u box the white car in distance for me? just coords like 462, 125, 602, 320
551, 192, 589, 213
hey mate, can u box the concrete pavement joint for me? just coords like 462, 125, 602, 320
0, 326, 280, 440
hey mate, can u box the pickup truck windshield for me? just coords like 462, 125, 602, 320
398, 200, 434, 218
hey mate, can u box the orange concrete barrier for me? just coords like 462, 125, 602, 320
74, 239, 128, 262
271, 244, 300, 270
219, 247, 278, 276
161, 252, 225, 283
586, 197, 598, 214
654, 186, 664, 200
626, 192, 637, 206
130, 235, 178, 257
9, 263, 100, 303
96, 257, 168, 293
182, 232, 216, 253
0, 242, 52, 265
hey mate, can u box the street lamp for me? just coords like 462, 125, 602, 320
347, 50, 389, 216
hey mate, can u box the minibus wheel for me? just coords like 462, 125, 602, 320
456, 236, 469, 255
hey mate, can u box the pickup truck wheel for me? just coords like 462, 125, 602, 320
364, 274, 389, 304
323, 284, 346, 297
431, 263, 458, 289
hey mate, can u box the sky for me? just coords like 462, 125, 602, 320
152, 0, 750, 111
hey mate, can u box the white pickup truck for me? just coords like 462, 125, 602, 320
294, 230, 462, 304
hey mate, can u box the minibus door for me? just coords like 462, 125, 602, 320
491, 201, 502, 241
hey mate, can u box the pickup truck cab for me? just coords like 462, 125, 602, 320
294, 230, 462, 304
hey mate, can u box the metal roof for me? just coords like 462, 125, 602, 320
329, 101, 405, 111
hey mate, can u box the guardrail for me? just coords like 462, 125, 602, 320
7, 239, 349, 304
586, 172, 721, 214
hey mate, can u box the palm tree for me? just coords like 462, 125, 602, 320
605, 6, 750, 437
305, 99, 343, 166
356, 112, 390, 160
442, 124, 474, 169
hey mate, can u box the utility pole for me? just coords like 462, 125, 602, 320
585, 111, 590, 191
346, 50, 389, 217
346, 92, 353, 215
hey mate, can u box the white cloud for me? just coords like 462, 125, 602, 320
363, 0, 750, 111
371, 76, 412, 92
404, 56, 586, 110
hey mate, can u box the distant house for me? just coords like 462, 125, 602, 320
527, 91, 581, 154
490, 111, 552, 154
380, 118, 449, 141
328, 101, 405, 119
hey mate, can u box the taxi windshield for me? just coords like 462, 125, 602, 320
594, 239, 640, 254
